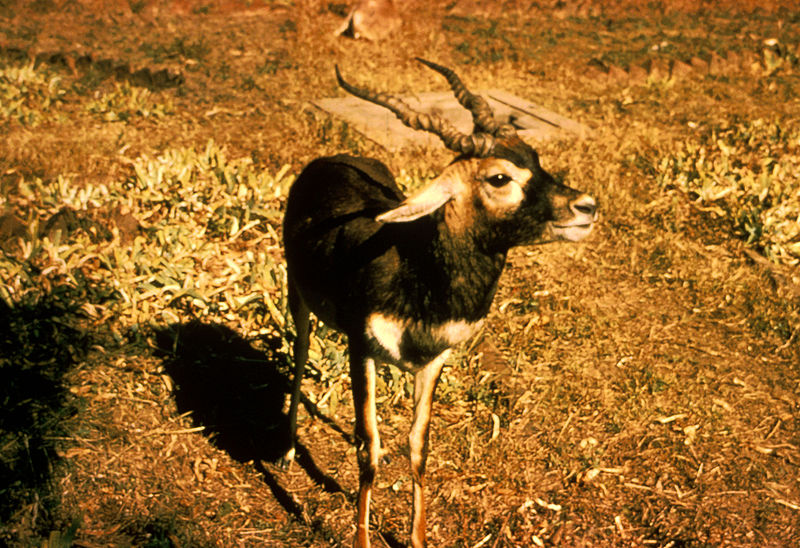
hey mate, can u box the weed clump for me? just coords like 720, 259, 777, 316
657, 119, 800, 265
0, 60, 65, 126
86, 81, 174, 121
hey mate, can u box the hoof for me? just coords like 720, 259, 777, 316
279, 446, 296, 470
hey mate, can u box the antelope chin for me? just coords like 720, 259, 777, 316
550, 221, 595, 242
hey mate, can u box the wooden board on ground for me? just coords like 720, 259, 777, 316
312, 89, 590, 151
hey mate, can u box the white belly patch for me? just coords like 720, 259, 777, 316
432, 318, 483, 345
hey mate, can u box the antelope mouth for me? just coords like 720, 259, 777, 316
549, 220, 595, 242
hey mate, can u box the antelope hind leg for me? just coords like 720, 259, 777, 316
281, 282, 310, 468
350, 344, 380, 548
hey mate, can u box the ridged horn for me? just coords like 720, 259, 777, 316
335, 65, 496, 157
415, 58, 517, 138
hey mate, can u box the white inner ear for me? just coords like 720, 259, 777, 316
376, 175, 456, 223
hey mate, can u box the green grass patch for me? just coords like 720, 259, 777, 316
86, 82, 174, 121
1, 141, 293, 334
656, 118, 800, 265
0, 60, 65, 126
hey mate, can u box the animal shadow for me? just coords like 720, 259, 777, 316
154, 321, 293, 463
0, 292, 89, 538
154, 321, 405, 546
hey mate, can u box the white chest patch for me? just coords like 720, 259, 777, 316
366, 313, 406, 361
365, 313, 483, 363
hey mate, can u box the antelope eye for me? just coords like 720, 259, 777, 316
486, 173, 512, 187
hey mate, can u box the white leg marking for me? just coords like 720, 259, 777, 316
354, 356, 379, 548
364, 357, 380, 468
409, 349, 450, 548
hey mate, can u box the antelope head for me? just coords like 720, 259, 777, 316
336, 58, 598, 249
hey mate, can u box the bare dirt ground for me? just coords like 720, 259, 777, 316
1, 1, 799, 546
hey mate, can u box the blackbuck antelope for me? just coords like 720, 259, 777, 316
282, 59, 597, 548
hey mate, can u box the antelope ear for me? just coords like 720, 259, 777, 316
375, 176, 455, 223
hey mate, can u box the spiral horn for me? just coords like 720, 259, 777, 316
335, 65, 496, 157
415, 58, 517, 138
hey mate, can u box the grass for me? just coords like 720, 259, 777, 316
140, 37, 210, 64
0, 0, 799, 546
1, 138, 296, 336
656, 118, 800, 265
0, 60, 65, 125
86, 81, 175, 121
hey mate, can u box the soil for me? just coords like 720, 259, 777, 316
1, 1, 798, 547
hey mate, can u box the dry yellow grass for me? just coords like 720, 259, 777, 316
1, 1, 798, 546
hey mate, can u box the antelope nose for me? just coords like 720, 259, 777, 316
570, 194, 597, 218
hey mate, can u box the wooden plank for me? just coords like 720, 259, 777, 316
312, 90, 589, 151
485, 89, 590, 137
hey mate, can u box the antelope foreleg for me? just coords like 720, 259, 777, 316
351, 349, 380, 548
408, 350, 450, 548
